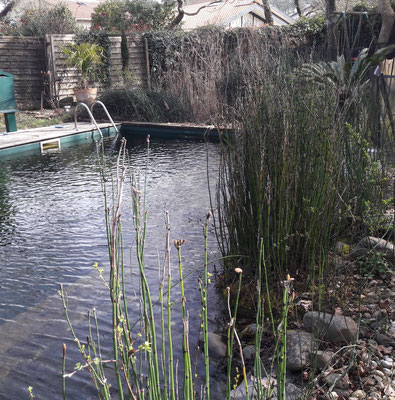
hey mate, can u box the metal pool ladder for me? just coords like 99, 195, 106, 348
74, 101, 119, 139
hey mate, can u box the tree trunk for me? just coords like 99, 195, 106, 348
262, 0, 273, 25
378, 0, 395, 48
294, 0, 302, 18
326, 0, 337, 60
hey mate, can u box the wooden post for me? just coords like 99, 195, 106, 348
144, 37, 151, 91
50, 35, 59, 107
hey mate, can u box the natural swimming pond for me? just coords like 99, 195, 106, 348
0, 136, 224, 399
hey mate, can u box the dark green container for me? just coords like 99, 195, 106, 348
0, 69, 17, 111
0, 69, 18, 132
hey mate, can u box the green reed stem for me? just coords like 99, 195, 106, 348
226, 268, 243, 399
166, 212, 176, 400
254, 240, 265, 399
277, 275, 293, 400
175, 240, 193, 400
202, 212, 211, 400
62, 343, 66, 400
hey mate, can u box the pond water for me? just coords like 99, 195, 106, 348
0, 136, 225, 399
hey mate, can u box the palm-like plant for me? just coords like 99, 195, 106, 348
62, 42, 103, 88
299, 45, 395, 116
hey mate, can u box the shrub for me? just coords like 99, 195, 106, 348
17, 2, 77, 37
98, 87, 192, 122
91, 0, 174, 33
0, 17, 19, 36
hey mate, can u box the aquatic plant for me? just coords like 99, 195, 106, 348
58, 136, 298, 400
214, 48, 392, 290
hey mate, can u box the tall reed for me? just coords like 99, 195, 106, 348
215, 49, 391, 288
60, 137, 222, 400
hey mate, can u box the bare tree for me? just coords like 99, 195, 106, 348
261, 0, 273, 24
293, 0, 302, 17
169, 0, 275, 29
377, 0, 395, 48
326, 0, 337, 59
169, 0, 224, 29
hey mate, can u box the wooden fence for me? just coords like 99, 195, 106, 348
0, 37, 44, 109
45, 34, 147, 104
0, 34, 147, 110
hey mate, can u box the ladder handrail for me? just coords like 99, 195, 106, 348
90, 101, 119, 134
74, 102, 103, 139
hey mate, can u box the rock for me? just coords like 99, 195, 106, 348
325, 372, 351, 390
286, 330, 315, 371
240, 323, 257, 340
372, 310, 386, 320
242, 345, 256, 363
375, 370, 385, 379
349, 236, 395, 264
269, 383, 301, 400
335, 241, 351, 256
368, 392, 381, 400
230, 374, 276, 399
370, 321, 379, 330
199, 332, 227, 361
310, 350, 332, 370
381, 359, 393, 368
375, 333, 394, 346
231, 375, 301, 400
352, 390, 367, 399
303, 311, 358, 343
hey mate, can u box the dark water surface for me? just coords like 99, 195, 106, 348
0, 137, 224, 399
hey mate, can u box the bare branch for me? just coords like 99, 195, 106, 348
169, 0, 233, 29
378, 0, 395, 47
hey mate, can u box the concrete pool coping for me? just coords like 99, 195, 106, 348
0, 122, 120, 151
0, 121, 225, 158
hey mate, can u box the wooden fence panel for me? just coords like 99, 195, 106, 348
0, 37, 44, 109
0, 35, 147, 109
46, 34, 147, 104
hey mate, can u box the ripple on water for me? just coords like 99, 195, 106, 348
0, 138, 223, 399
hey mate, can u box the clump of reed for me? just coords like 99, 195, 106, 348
215, 48, 393, 288
58, 137, 296, 400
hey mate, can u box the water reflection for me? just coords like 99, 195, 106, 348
0, 137, 222, 399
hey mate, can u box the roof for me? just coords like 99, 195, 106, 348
0, 0, 102, 20
181, 0, 294, 30
45, 0, 101, 20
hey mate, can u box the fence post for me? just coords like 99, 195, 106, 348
144, 37, 151, 91
44, 34, 58, 108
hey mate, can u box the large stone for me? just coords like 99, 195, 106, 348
349, 236, 394, 264
334, 241, 351, 256
286, 330, 315, 371
230, 374, 274, 399
269, 383, 302, 400
199, 332, 227, 361
303, 311, 358, 343
325, 372, 351, 390
242, 344, 256, 364
375, 333, 394, 346
230, 375, 301, 400
240, 323, 257, 340
309, 350, 332, 370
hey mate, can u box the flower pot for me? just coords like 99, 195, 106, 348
73, 88, 97, 104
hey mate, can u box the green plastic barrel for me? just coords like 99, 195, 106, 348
0, 69, 17, 112
0, 69, 17, 132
